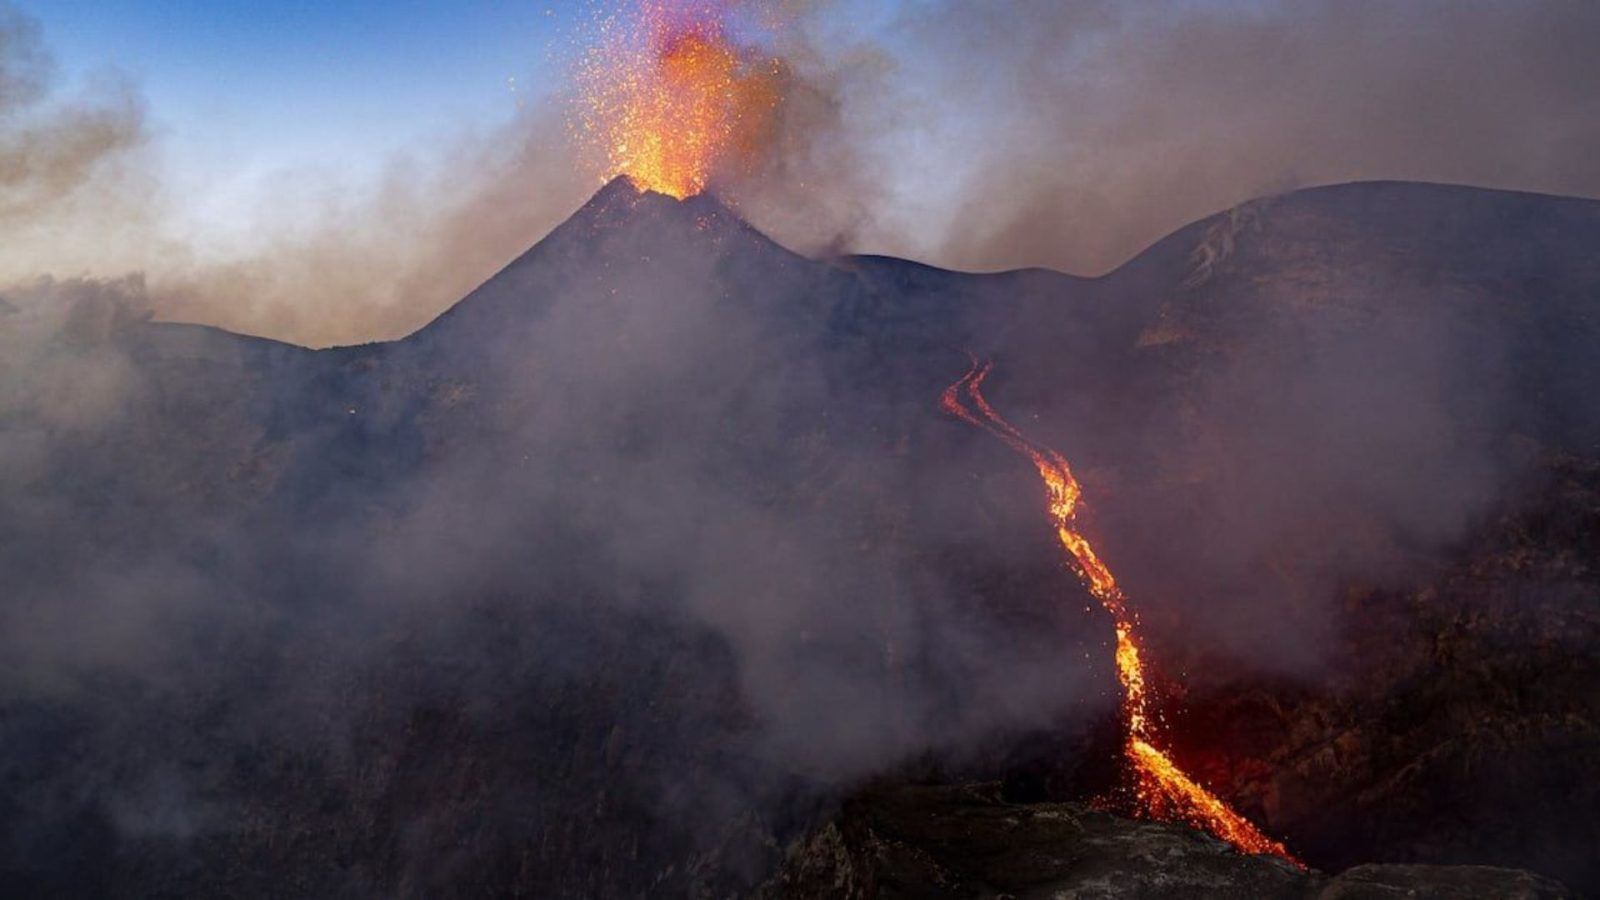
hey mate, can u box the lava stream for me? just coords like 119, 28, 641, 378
942, 358, 1299, 864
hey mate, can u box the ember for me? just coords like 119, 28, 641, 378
572, 0, 785, 198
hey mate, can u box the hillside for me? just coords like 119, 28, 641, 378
1, 178, 1595, 895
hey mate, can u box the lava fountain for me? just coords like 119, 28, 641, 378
572, 0, 786, 198
943, 358, 1300, 864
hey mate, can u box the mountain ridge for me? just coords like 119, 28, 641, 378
128, 178, 1600, 355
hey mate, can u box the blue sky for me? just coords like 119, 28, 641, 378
21, 1, 908, 177
22, 1, 577, 180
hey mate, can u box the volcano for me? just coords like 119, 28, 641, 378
1, 178, 1596, 896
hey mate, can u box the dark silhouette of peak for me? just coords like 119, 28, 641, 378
558, 174, 677, 230
540, 174, 770, 248
404, 175, 818, 356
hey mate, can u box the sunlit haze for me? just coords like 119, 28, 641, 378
10, 0, 1600, 345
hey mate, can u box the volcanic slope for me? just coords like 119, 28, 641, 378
1, 178, 1596, 895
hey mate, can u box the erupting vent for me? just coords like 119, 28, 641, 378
572, 0, 785, 198
943, 359, 1301, 864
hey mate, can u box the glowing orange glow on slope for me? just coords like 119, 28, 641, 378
942, 358, 1299, 863
573, 0, 785, 198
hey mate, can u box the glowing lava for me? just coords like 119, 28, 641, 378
942, 358, 1299, 864
573, 0, 785, 198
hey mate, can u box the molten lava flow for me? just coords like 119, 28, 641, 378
942, 358, 1299, 863
573, 0, 785, 198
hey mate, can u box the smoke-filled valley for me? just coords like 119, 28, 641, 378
3, 175, 1597, 895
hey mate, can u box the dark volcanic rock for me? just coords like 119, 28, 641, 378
758, 783, 1570, 899
1321, 865, 1569, 900
2, 178, 1598, 895
1169, 454, 1600, 890
0, 180, 1104, 897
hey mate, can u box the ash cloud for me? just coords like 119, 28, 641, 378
0, 0, 1589, 779
11, 2, 1600, 345
0, 185, 1101, 893
0, 1, 595, 348
147, 116, 594, 347
733, 0, 1600, 275
0, 4, 151, 251
4, 9, 1085, 873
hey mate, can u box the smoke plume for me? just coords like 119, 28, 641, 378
7, 1, 1600, 346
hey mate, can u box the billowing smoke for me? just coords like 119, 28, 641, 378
0, 1, 594, 347
145, 116, 593, 346
8, 1, 1600, 345
0, 181, 1104, 894
731, 0, 1600, 274
0, 4, 152, 271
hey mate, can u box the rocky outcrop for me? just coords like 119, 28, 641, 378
1160, 453, 1600, 891
760, 783, 1571, 899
